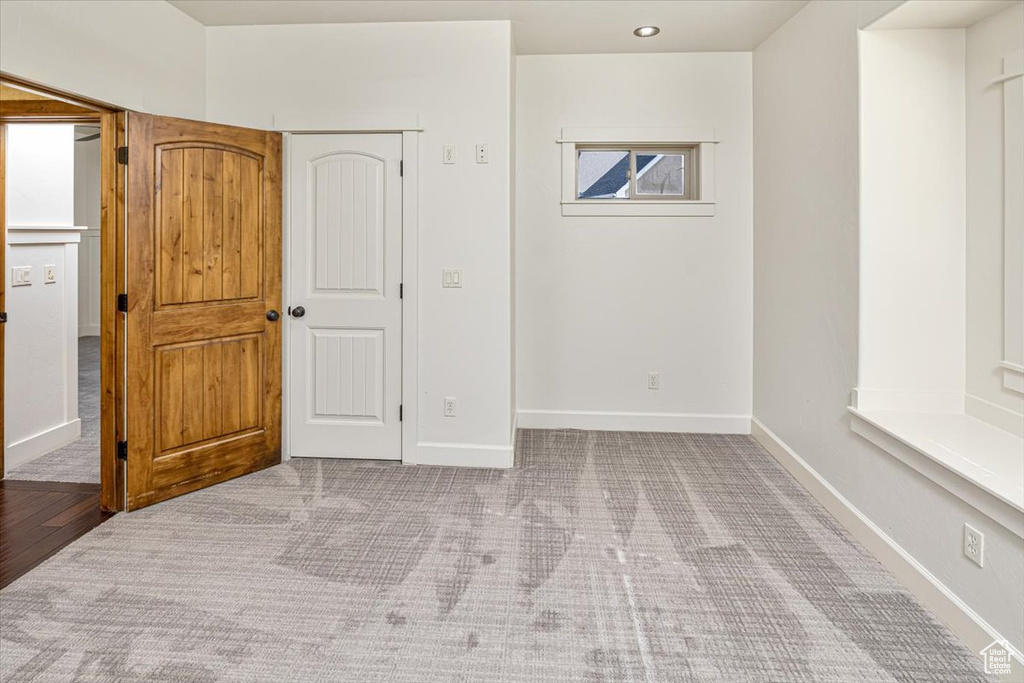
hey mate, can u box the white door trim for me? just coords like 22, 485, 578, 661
281, 129, 419, 464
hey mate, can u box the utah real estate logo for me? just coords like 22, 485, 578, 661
980, 640, 1019, 677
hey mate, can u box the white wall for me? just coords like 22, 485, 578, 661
7, 124, 74, 228
4, 125, 81, 470
754, 0, 1024, 653
966, 3, 1024, 424
74, 132, 101, 337
206, 21, 515, 462
858, 29, 966, 411
0, 0, 205, 118
515, 52, 753, 432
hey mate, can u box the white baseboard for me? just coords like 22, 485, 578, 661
78, 325, 100, 337
517, 409, 751, 434
965, 393, 1024, 439
414, 441, 515, 469
751, 417, 1024, 672
5, 419, 82, 472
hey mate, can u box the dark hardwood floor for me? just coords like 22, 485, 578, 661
0, 479, 114, 589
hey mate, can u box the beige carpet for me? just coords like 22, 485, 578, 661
0, 430, 994, 682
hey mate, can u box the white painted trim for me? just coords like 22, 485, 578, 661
560, 138, 717, 216
999, 362, 1024, 395
78, 324, 101, 337
4, 419, 81, 473
849, 409, 1024, 538
401, 131, 420, 465
751, 417, 1024, 673
517, 409, 751, 434
558, 127, 717, 144
852, 387, 965, 413
415, 441, 514, 469
6, 226, 86, 244
965, 393, 1024, 438
281, 133, 293, 463
280, 130, 420, 465
561, 201, 716, 217
273, 112, 422, 133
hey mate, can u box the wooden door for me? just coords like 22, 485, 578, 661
125, 114, 282, 510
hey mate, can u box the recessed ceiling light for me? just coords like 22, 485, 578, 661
633, 26, 660, 38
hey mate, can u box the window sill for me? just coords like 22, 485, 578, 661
849, 407, 1024, 538
560, 201, 716, 217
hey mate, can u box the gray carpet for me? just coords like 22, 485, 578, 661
6, 336, 100, 483
0, 430, 995, 682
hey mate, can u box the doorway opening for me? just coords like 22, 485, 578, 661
0, 76, 122, 587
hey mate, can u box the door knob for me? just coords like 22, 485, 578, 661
290, 306, 306, 319
266, 310, 280, 322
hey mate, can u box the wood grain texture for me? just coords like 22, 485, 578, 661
0, 480, 113, 589
102, 111, 125, 511
126, 114, 282, 510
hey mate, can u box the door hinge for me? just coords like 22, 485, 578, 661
116, 293, 128, 313
400, 160, 404, 177
0, 311, 7, 324
399, 405, 403, 422
117, 441, 128, 461
399, 283, 403, 299
117, 146, 128, 165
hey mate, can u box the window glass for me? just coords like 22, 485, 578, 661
577, 150, 629, 199
636, 153, 685, 196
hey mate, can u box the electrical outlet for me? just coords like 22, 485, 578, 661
964, 523, 984, 567
475, 144, 489, 164
443, 145, 456, 164
648, 372, 660, 390
444, 397, 457, 418
44, 264, 57, 284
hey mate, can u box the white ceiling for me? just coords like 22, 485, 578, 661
167, 0, 810, 54
869, 0, 1016, 29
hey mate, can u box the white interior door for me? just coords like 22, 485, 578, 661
288, 134, 402, 460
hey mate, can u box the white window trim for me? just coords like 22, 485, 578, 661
558, 127, 717, 217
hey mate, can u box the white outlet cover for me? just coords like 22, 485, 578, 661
648, 372, 660, 390
443, 145, 456, 164
44, 264, 57, 283
444, 397, 457, 417
476, 144, 489, 163
964, 523, 984, 567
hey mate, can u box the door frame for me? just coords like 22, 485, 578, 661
0, 73, 125, 510
280, 125, 419, 464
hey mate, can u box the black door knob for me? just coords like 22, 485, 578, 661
291, 306, 306, 319
266, 310, 280, 322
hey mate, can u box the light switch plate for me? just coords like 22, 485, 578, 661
11, 266, 32, 286
443, 268, 463, 288
44, 264, 57, 284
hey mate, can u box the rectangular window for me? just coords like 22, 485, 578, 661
577, 146, 698, 201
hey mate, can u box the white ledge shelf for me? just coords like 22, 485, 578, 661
849, 408, 1024, 538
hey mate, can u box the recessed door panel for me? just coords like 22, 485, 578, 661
289, 135, 402, 460
311, 154, 385, 296
310, 328, 384, 422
